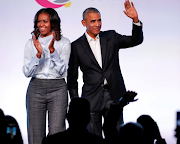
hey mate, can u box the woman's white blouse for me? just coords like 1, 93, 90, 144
23, 34, 71, 79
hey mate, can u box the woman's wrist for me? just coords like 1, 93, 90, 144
36, 53, 41, 59
49, 47, 55, 54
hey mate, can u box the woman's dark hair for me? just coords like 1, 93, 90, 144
31, 8, 61, 41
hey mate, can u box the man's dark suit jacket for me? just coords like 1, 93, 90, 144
67, 23, 143, 112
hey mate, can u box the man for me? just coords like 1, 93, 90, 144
67, 0, 143, 137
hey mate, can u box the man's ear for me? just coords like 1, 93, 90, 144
81, 20, 86, 27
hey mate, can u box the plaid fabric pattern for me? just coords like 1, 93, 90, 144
26, 78, 68, 144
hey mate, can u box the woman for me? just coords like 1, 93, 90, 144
22, 8, 71, 144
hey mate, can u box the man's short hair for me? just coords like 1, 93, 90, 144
83, 7, 101, 20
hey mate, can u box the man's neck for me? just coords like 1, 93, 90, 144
86, 31, 97, 40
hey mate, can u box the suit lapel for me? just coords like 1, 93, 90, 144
80, 34, 101, 68
99, 32, 107, 69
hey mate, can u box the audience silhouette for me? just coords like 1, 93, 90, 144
0, 109, 23, 144
5, 115, 23, 144
175, 125, 180, 144
0, 109, 9, 144
118, 122, 143, 144
103, 91, 167, 144
42, 97, 105, 144
103, 91, 139, 143
137, 115, 166, 144
0, 92, 172, 144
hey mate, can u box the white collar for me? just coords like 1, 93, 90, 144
38, 34, 53, 46
85, 31, 99, 42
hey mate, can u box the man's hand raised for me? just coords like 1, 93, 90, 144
123, 0, 139, 23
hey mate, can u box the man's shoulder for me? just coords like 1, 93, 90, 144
72, 34, 85, 45
99, 30, 120, 41
100, 30, 116, 34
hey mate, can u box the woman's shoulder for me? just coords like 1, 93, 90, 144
25, 38, 33, 46
59, 35, 70, 44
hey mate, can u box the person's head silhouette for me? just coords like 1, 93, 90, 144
66, 97, 91, 129
137, 115, 162, 144
118, 122, 143, 144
